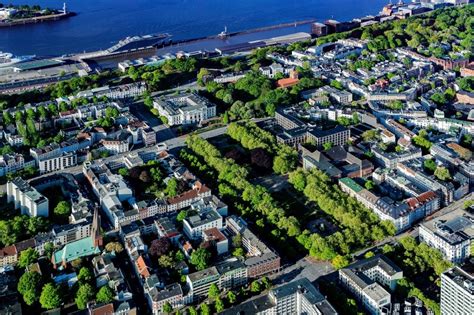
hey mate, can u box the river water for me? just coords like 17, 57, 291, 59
0, 0, 388, 56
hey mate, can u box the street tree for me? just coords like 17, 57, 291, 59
40, 283, 62, 310
208, 283, 219, 299
18, 271, 42, 305
75, 284, 95, 310
18, 248, 39, 268
96, 285, 114, 304
190, 248, 211, 270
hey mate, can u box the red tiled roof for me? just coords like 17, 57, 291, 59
406, 197, 419, 210
277, 78, 299, 88
136, 256, 150, 278
167, 184, 210, 205
417, 191, 437, 203
91, 303, 114, 315
203, 227, 227, 242
183, 242, 193, 253
0, 245, 17, 258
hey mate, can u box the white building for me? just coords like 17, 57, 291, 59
259, 63, 294, 78
183, 209, 223, 240
339, 255, 403, 315
441, 263, 474, 315
101, 139, 130, 155
153, 93, 216, 126
221, 278, 337, 315
83, 162, 133, 229
419, 208, 474, 263
37, 152, 78, 174
186, 267, 220, 302
7, 177, 49, 217
0, 153, 35, 177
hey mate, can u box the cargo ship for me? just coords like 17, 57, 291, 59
0, 52, 36, 68
105, 33, 172, 54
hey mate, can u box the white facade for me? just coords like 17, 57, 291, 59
38, 152, 77, 174
419, 209, 473, 263
183, 209, 223, 240
153, 93, 216, 126
0, 153, 35, 177
441, 266, 474, 315
7, 178, 49, 217
102, 140, 129, 155
339, 255, 403, 315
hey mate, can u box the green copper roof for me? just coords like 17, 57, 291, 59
53, 236, 100, 265
339, 177, 364, 193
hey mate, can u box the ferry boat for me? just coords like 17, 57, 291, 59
0, 52, 36, 68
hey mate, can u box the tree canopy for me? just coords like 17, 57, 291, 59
40, 283, 62, 310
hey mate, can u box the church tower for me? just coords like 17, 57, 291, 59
91, 207, 103, 247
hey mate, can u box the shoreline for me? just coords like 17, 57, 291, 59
0, 12, 75, 27
70, 19, 315, 61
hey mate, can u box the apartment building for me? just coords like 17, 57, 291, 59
83, 161, 133, 228
153, 93, 216, 126
202, 228, 229, 255
441, 263, 474, 315
276, 125, 350, 149
397, 158, 468, 206
339, 255, 403, 315
166, 181, 212, 212
385, 119, 416, 141
186, 266, 220, 302
222, 278, 337, 315
7, 177, 49, 217
216, 258, 248, 290
259, 63, 294, 79
0, 246, 17, 267
147, 283, 183, 314
37, 152, 78, 174
76, 82, 146, 100
419, 208, 474, 263
226, 215, 281, 278
0, 153, 35, 177
315, 85, 353, 104
339, 177, 440, 232
183, 209, 223, 240
372, 146, 422, 169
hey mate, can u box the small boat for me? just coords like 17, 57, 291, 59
218, 26, 229, 39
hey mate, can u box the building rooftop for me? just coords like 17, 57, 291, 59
186, 209, 221, 228
215, 258, 245, 275
339, 177, 364, 193
188, 266, 219, 283
443, 261, 474, 295
421, 208, 474, 246
52, 236, 100, 265
203, 227, 227, 243
13, 59, 63, 72
308, 125, 348, 138
149, 283, 182, 302
222, 278, 337, 315
341, 254, 402, 285
9, 177, 48, 205
155, 93, 215, 116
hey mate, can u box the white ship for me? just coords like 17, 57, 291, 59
0, 52, 36, 68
